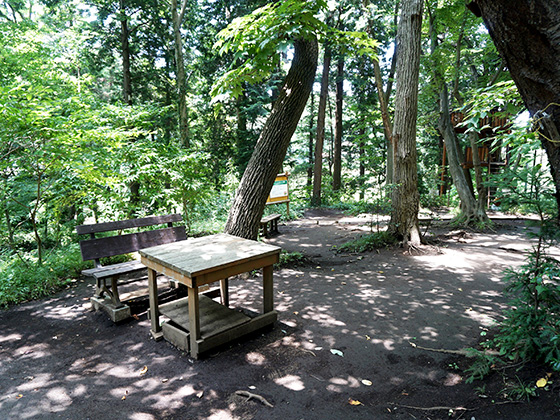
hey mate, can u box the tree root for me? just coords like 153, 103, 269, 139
235, 390, 274, 408
409, 341, 499, 357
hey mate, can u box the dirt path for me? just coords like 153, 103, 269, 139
1, 209, 558, 419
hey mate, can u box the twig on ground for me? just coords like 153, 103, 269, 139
235, 390, 274, 408
392, 403, 471, 412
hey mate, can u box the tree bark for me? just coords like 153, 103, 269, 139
470, 0, 560, 221
120, 0, 132, 105
172, 0, 190, 148
224, 38, 319, 239
307, 92, 315, 188
388, 0, 423, 246
332, 55, 344, 191
311, 46, 332, 206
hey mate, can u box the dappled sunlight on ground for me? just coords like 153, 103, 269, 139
1, 213, 553, 419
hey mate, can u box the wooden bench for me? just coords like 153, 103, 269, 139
260, 213, 281, 237
76, 214, 187, 322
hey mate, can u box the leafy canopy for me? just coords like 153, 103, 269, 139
211, 0, 379, 102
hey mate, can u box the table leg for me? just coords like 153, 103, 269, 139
148, 268, 162, 340
263, 265, 273, 313
220, 278, 229, 307
188, 285, 201, 358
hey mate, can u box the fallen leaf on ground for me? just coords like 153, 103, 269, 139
536, 377, 548, 388
348, 398, 362, 406
330, 349, 344, 357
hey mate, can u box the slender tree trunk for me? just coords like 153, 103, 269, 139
366, 0, 397, 186
388, 0, 423, 246
120, 0, 132, 105
172, 0, 190, 148
224, 38, 319, 239
236, 88, 248, 174
311, 46, 332, 206
373, 60, 394, 185
384, 0, 400, 106
439, 85, 488, 224
469, 131, 488, 209
358, 127, 366, 200
333, 55, 344, 191
1, 175, 14, 248
307, 92, 315, 188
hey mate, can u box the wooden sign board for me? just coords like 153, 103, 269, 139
266, 173, 290, 216
267, 173, 289, 204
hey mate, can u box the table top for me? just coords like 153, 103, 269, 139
139, 233, 281, 279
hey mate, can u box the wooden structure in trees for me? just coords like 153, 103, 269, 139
440, 109, 511, 202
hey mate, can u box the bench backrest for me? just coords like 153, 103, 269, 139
76, 214, 187, 263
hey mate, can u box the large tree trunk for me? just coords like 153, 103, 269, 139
224, 39, 319, 239
388, 0, 423, 246
332, 55, 344, 191
469, 0, 560, 221
172, 0, 190, 148
311, 46, 332, 206
120, 0, 132, 105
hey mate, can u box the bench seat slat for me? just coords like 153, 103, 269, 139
82, 260, 146, 279
80, 226, 187, 261
260, 213, 281, 224
76, 214, 183, 235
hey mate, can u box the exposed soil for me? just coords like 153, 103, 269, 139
1, 209, 559, 420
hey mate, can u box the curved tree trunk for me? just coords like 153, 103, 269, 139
470, 0, 560, 222
438, 85, 489, 225
388, 0, 423, 246
224, 38, 319, 239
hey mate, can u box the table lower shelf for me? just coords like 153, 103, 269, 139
159, 295, 277, 357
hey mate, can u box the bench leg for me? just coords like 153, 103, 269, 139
110, 275, 124, 308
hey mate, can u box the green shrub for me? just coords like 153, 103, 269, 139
493, 246, 560, 371
336, 231, 397, 253
0, 244, 88, 307
275, 251, 309, 268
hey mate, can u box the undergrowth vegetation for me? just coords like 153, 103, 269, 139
465, 219, 560, 400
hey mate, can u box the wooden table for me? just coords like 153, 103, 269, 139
139, 233, 281, 358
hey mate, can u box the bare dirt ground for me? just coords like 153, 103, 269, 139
1, 208, 559, 420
